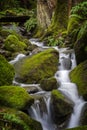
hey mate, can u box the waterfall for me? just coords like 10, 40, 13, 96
55, 48, 85, 128
28, 93, 56, 130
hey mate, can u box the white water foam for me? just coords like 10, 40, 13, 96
9, 53, 26, 64
55, 48, 85, 128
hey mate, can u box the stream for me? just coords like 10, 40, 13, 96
11, 39, 85, 130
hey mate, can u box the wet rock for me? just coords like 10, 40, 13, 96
22, 86, 39, 94
40, 77, 58, 91
61, 57, 72, 70
80, 103, 87, 125
51, 90, 73, 128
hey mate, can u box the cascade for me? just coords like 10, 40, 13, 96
10, 39, 86, 130
29, 93, 56, 130
55, 48, 85, 128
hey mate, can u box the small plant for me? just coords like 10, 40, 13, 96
24, 18, 37, 32
24, 9, 37, 32
71, 2, 87, 19
47, 36, 64, 46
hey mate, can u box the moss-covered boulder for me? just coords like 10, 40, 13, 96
14, 48, 59, 84
0, 106, 42, 130
40, 77, 58, 91
0, 54, 14, 86
65, 125, 87, 130
70, 60, 87, 100
51, 90, 73, 126
4, 35, 27, 52
0, 86, 34, 110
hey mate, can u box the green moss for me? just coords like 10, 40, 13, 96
0, 27, 20, 39
65, 125, 87, 130
0, 106, 42, 130
4, 35, 27, 52
0, 55, 15, 86
85, 46, 87, 52
40, 77, 58, 91
0, 86, 34, 109
77, 21, 87, 40
67, 2, 87, 50
70, 60, 87, 100
51, 90, 72, 125
71, 1, 87, 19
67, 15, 80, 34
51, 90, 64, 100
49, 0, 68, 34
15, 48, 59, 84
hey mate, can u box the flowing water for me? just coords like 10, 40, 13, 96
28, 93, 56, 130
55, 48, 85, 128
11, 39, 85, 130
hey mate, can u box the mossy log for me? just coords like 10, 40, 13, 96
0, 16, 30, 23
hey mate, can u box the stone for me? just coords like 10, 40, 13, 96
0, 86, 34, 110
51, 90, 73, 127
14, 48, 59, 84
0, 106, 42, 130
40, 77, 58, 91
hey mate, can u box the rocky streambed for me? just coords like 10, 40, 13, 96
0, 37, 87, 130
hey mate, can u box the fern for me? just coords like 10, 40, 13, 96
24, 9, 37, 32
71, 2, 87, 19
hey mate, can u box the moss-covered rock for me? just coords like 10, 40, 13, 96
14, 48, 59, 84
4, 35, 27, 52
0, 86, 34, 110
65, 125, 87, 130
51, 90, 73, 126
0, 54, 14, 86
0, 106, 42, 130
40, 77, 58, 91
70, 60, 87, 100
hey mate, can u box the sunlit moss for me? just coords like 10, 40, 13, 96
15, 48, 59, 84
4, 35, 27, 52
0, 86, 34, 109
